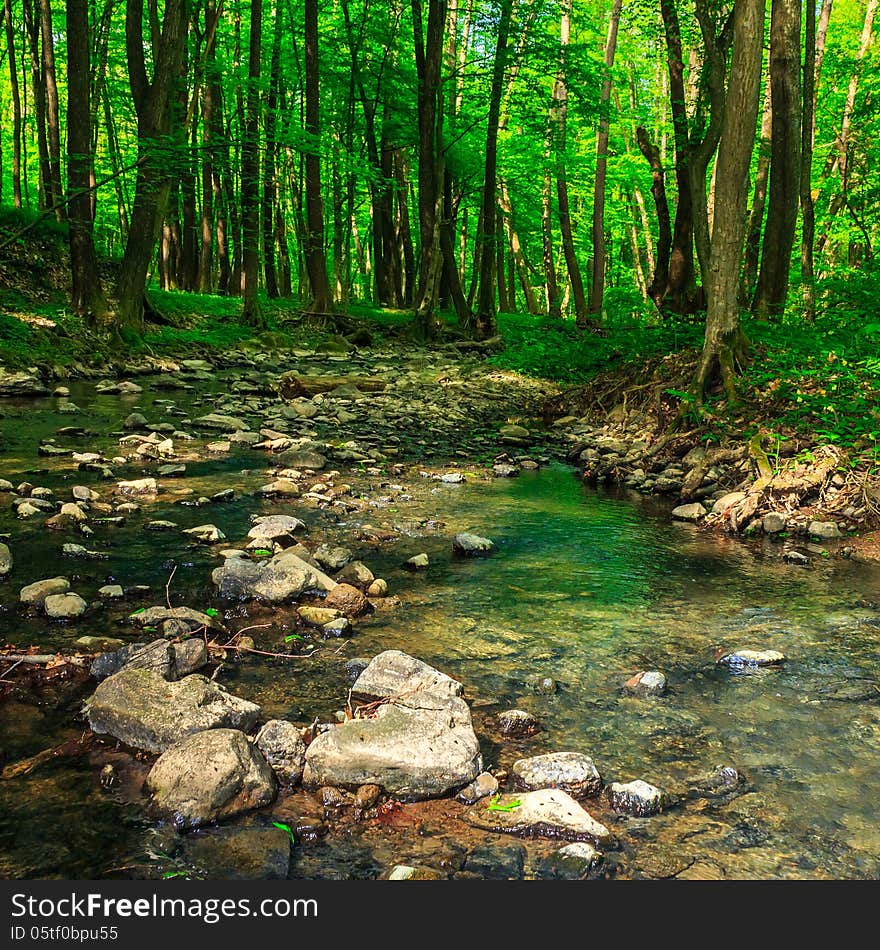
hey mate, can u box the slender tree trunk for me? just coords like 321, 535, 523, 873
411, 0, 445, 334
4, 0, 22, 207
589, 0, 623, 316
262, 0, 282, 300
800, 0, 817, 320
66, 0, 107, 321
22, 0, 50, 210
198, 0, 220, 293
240, 0, 264, 324
38, 0, 63, 217
554, 0, 590, 327
752, 0, 802, 316
636, 125, 672, 309
742, 83, 773, 301
499, 179, 540, 315
303, 0, 332, 314
694, 0, 764, 404
660, 0, 696, 314
541, 156, 561, 317
474, 0, 512, 337
812, 0, 834, 144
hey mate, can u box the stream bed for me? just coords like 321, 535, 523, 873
1, 370, 879, 880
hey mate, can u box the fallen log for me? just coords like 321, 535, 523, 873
277, 372, 387, 400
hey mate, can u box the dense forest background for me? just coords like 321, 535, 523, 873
0, 0, 878, 405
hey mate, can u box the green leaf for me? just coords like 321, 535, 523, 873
205, 607, 219, 617
272, 821, 296, 846
253, 548, 272, 557
486, 796, 521, 813
284, 633, 305, 642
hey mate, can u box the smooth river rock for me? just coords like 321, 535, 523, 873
302, 692, 481, 799
717, 649, 786, 668
212, 550, 336, 603
43, 592, 87, 619
352, 650, 464, 700
146, 729, 277, 828
465, 789, 613, 846
671, 503, 707, 522
624, 670, 667, 695
85, 668, 261, 753
511, 752, 602, 798
0, 543, 12, 575
607, 779, 667, 817
452, 533, 496, 557
20, 576, 70, 606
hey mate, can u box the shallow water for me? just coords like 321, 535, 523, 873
1, 376, 879, 880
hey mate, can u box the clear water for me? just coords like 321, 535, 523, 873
1, 377, 879, 879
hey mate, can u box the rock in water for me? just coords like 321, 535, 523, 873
623, 670, 667, 695
352, 650, 464, 700
0, 543, 12, 575
43, 592, 87, 619
255, 720, 306, 786
212, 550, 335, 603
403, 553, 429, 571
465, 789, 613, 846
456, 772, 499, 805
452, 533, 496, 557
536, 842, 603, 880
607, 779, 667, 816
181, 826, 291, 880
511, 752, 602, 798
146, 729, 276, 828
20, 576, 70, 606
0, 371, 49, 396
323, 583, 369, 617
671, 503, 707, 522
717, 649, 785, 669
497, 709, 541, 737
302, 693, 482, 799
85, 668, 261, 752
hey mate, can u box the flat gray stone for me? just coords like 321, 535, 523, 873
465, 789, 613, 845
511, 752, 602, 798
353, 650, 464, 700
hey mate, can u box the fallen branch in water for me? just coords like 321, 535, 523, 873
1, 734, 95, 780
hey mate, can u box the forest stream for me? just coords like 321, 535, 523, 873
1, 355, 879, 880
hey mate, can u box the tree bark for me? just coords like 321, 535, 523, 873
800, 0, 817, 320
752, 0, 802, 317
554, 0, 590, 327
3, 0, 22, 207
263, 0, 283, 300
693, 0, 764, 404
589, 0, 623, 316
474, 0, 512, 337
636, 126, 673, 310
198, 0, 220, 293
742, 82, 773, 301
38, 0, 64, 217
303, 0, 332, 314
65, 0, 107, 321
115, 0, 189, 333
240, 0, 263, 324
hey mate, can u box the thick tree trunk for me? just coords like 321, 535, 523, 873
694, 0, 764, 404
4, 0, 22, 207
115, 0, 189, 332
554, 0, 590, 327
752, 0, 802, 317
589, 0, 623, 316
303, 0, 332, 314
65, 0, 107, 322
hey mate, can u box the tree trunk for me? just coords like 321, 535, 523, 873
554, 0, 590, 327
65, 0, 107, 322
198, 0, 220, 293
411, 0, 446, 335
589, 0, 623, 316
303, 0, 332, 314
3, 0, 22, 207
541, 133, 561, 317
752, 0, 802, 317
742, 83, 773, 301
262, 0, 282, 300
813, 0, 834, 145
499, 179, 540, 315
240, 0, 263, 324
636, 126, 672, 310
22, 0, 50, 211
474, 0, 512, 337
660, 0, 696, 314
800, 0, 817, 320
115, 0, 189, 332
693, 0, 764, 404
38, 0, 64, 217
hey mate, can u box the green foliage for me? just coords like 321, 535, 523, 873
489, 311, 702, 384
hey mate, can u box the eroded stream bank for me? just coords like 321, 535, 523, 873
1, 348, 879, 880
